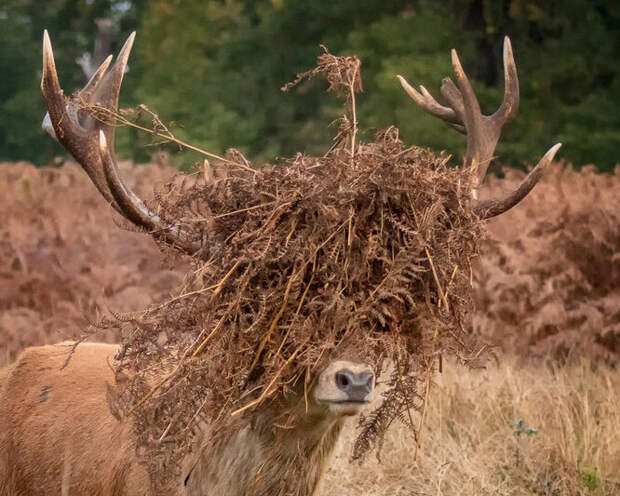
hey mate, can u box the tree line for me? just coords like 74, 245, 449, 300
1, 0, 618, 172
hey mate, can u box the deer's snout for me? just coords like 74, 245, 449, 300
334, 369, 374, 402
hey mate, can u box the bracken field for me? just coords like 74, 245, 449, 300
1, 159, 618, 495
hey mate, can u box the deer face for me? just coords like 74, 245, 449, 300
313, 360, 375, 416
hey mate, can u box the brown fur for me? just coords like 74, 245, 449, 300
0, 343, 150, 496
0, 343, 369, 495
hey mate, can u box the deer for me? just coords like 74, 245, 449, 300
0, 31, 560, 495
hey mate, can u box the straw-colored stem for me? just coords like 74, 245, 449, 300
86, 103, 255, 173
414, 326, 440, 460
248, 272, 296, 373
349, 65, 358, 161
231, 342, 305, 417
425, 247, 449, 311
209, 260, 241, 304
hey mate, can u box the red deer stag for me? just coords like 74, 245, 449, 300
0, 31, 559, 495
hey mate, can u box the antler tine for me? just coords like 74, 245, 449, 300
41, 49, 112, 140
98, 131, 154, 228
98, 132, 200, 251
80, 54, 113, 101
449, 38, 520, 184
449, 48, 498, 184
492, 37, 519, 126
42, 30, 117, 206
397, 76, 461, 126
438, 77, 466, 132
41, 30, 201, 254
90, 32, 135, 149
474, 143, 562, 218
41, 31, 71, 133
398, 38, 521, 186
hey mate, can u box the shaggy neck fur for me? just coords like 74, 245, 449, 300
185, 397, 346, 496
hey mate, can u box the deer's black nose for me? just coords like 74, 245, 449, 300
335, 370, 374, 402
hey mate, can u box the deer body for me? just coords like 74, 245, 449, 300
0, 343, 363, 495
0, 343, 152, 495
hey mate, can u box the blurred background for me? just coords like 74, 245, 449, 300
1, 0, 619, 171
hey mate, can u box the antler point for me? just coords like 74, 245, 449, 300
99, 130, 107, 150
546, 142, 562, 159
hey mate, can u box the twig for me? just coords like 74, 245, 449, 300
191, 273, 250, 359
158, 419, 174, 441
349, 62, 359, 161
444, 265, 459, 301
129, 328, 206, 415
273, 258, 316, 362
83, 102, 255, 173
414, 326, 439, 460
425, 247, 449, 311
231, 342, 305, 417
248, 272, 296, 373
213, 202, 276, 220
209, 260, 241, 304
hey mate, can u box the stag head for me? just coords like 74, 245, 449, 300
41, 31, 559, 256
36, 32, 564, 493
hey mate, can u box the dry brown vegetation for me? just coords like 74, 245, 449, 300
76, 49, 490, 485
475, 164, 620, 362
323, 358, 620, 496
0, 160, 186, 365
0, 159, 618, 494
112, 129, 484, 479
2, 161, 616, 364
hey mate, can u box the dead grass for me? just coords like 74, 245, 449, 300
322, 357, 620, 495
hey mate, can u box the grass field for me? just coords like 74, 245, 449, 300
2, 350, 617, 494
321, 358, 620, 495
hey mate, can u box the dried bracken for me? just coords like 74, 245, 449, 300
281, 46, 362, 97
0, 161, 186, 362
474, 164, 620, 362
3, 163, 615, 369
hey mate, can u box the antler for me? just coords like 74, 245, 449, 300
397, 37, 561, 219
41, 30, 200, 253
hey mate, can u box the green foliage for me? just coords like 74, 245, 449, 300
1, 0, 619, 171
512, 417, 538, 468
0, 0, 144, 164
581, 467, 599, 491
513, 418, 538, 437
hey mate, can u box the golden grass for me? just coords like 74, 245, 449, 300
3, 349, 617, 494
321, 357, 620, 495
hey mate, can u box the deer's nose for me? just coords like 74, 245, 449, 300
334, 370, 374, 402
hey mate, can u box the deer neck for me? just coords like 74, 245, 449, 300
186, 399, 345, 496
